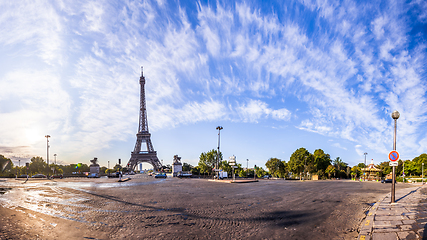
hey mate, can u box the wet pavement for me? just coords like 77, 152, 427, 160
0, 176, 418, 239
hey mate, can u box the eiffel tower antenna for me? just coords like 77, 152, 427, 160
127, 67, 162, 172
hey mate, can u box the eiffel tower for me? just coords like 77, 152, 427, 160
127, 67, 162, 172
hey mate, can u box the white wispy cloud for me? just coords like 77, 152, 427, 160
0, 0, 425, 166
0, 1, 64, 65
238, 100, 291, 123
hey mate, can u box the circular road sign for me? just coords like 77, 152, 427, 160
389, 151, 399, 162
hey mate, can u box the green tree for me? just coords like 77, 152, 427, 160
357, 163, 366, 168
351, 166, 362, 178
378, 161, 392, 176
255, 166, 267, 178
238, 169, 246, 177
412, 153, 427, 175
29, 156, 47, 175
191, 166, 201, 176
182, 163, 193, 171
219, 160, 232, 175
288, 148, 311, 174
265, 158, 286, 178
333, 157, 348, 178
198, 149, 222, 176
325, 165, 335, 179
313, 149, 331, 172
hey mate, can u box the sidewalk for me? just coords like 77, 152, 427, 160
358, 184, 427, 240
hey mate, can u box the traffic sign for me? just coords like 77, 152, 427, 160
389, 151, 399, 162
389, 161, 398, 166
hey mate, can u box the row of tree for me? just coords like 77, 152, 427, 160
194, 148, 348, 179
3, 152, 427, 179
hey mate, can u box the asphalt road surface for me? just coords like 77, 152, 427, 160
0, 175, 414, 239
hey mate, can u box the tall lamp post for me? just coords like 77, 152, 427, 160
363, 152, 367, 181
422, 163, 424, 185
45, 135, 50, 178
53, 153, 57, 175
246, 159, 249, 178
216, 126, 223, 179
391, 110, 400, 203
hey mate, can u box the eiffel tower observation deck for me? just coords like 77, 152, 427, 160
127, 67, 162, 172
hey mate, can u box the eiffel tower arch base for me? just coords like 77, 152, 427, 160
128, 153, 162, 172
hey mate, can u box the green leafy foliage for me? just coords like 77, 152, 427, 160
198, 149, 222, 176
325, 165, 336, 178
265, 158, 287, 178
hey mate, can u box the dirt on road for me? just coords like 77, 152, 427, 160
0, 176, 414, 239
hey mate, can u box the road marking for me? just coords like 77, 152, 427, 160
368, 212, 373, 216
360, 235, 366, 240
365, 220, 370, 226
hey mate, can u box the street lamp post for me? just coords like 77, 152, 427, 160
391, 110, 400, 203
216, 126, 223, 180
45, 135, 50, 178
53, 154, 57, 175
422, 163, 424, 185
246, 159, 249, 178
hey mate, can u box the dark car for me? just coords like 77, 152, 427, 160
381, 179, 395, 183
31, 174, 46, 178
18, 174, 28, 178
154, 173, 167, 178
52, 174, 63, 179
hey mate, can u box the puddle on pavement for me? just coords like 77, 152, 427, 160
0, 178, 166, 224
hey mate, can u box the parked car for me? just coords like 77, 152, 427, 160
154, 173, 167, 178
87, 173, 100, 178
31, 174, 46, 178
18, 174, 28, 178
52, 174, 63, 179
381, 179, 395, 183
108, 172, 121, 178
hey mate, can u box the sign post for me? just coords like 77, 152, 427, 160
391, 110, 400, 203
389, 150, 399, 203
229, 156, 236, 182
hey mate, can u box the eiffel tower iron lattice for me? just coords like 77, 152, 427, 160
127, 67, 162, 172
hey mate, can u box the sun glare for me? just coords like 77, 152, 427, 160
25, 128, 43, 145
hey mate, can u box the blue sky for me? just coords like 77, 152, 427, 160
1, 0, 426, 170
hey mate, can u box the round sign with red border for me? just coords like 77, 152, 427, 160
389, 151, 399, 162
